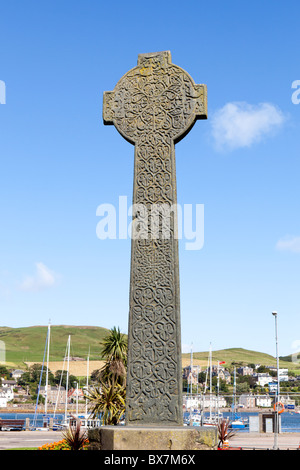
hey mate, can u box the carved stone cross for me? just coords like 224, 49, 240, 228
103, 51, 207, 426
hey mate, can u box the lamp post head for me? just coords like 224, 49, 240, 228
272, 311, 278, 317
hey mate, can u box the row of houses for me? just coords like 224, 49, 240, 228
0, 375, 85, 408
183, 365, 290, 387
183, 393, 296, 410
239, 393, 296, 409
183, 365, 231, 385
38, 385, 85, 404
237, 366, 290, 382
183, 394, 227, 410
0, 369, 29, 406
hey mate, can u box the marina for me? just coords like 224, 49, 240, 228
26, 325, 102, 431
2, 408, 300, 432
183, 410, 300, 433
2, 332, 300, 449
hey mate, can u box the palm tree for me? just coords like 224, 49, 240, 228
85, 326, 127, 425
86, 380, 126, 425
100, 327, 128, 385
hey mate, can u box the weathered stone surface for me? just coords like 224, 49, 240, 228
88, 426, 217, 451
103, 51, 207, 426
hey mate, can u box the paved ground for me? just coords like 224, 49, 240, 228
0, 430, 63, 450
230, 432, 300, 450
1, 430, 300, 451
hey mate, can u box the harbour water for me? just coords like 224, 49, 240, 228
186, 411, 300, 433
2, 411, 300, 432
0, 412, 65, 429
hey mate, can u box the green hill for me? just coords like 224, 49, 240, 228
0, 325, 110, 365
182, 347, 299, 372
1, 326, 299, 372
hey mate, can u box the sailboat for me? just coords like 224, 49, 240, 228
58, 340, 101, 430
202, 343, 223, 427
229, 368, 248, 430
56, 334, 79, 429
70, 348, 101, 429
183, 343, 203, 427
32, 322, 60, 430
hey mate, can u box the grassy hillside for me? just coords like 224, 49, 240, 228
182, 347, 299, 371
0, 325, 110, 366
1, 326, 299, 372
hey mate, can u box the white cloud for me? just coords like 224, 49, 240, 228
276, 236, 300, 254
20, 262, 58, 291
211, 102, 285, 151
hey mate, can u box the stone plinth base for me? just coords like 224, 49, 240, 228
88, 426, 217, 451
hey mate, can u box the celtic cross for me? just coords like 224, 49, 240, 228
103, 51, 207, 426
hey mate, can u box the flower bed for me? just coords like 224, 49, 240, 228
38, 438, 89, 451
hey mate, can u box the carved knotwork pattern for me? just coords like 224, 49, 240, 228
103, 52, 206, 144
103, 52, 207, 425
127, 129, 180, 424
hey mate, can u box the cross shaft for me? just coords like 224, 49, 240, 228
103, 51, 207, 426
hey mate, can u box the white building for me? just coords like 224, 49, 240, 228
1, 379, 16, 389
0, 378, 15, 405
11, 370, 25, 381
183, 394, 227, 410
278, 369, 289, 382
201, 395, 227, 409
183, 396, 200, 410
267, 368, 289, 382
256, 395, 272, 408
0, 393, 8, 408
255, 373, 272, 387
0, 387, 14, 407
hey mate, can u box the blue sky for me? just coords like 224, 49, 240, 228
0, 1, 300, 357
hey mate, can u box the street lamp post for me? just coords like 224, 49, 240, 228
272, 311, 280, 450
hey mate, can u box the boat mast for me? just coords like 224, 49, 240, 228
85, 347, 90, 417
234, 367, 236, 415
204, 354, 209, 394
209, 343, 212, 421
217, 360, 220, 422
64, 335, 71, 421
33, 326, 48, 428
53, 341, 68, 419
189, 343, 193, 424
190, 343, 193, 395
45, 321, 51, 416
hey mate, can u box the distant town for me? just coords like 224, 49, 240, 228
183, 363, 299, 410
0, 365, 86, 410
1, 361, 300, 411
